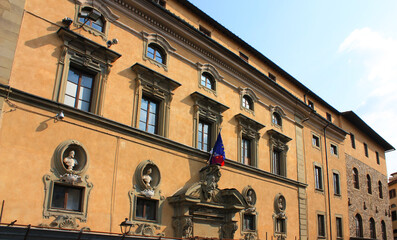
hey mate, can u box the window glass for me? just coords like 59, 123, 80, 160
333, 173, 340, 195
51, 184, 82, 211
201, 73, 214, 90
312, 135, 320, 147
147, 44, 165, 64
276, 218, 286, 233
243, 214, 255, 230
242, 96, 252, 110
318, 214, 325, 237
136, 197, 157, 221
139, 97, 158, 134
242, 138, 251, 165
65, 67, 94, 112
272, 150, 282, 175
315, 166, 323, 190
336, 217, 343, 238
198, 121, 211, 151
272, 112, 282, 126
78, 8, 104, 32
355, 214, 363, 237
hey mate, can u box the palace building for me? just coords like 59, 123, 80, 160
0, 0, 394, 239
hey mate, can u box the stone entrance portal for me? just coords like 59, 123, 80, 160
168, 165, 247, 239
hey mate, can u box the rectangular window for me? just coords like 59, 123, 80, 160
376, 151, 380, 165
199, 25, 211, 37
333, 173, 341, 195
243, 214, 255, 231
390, 189, 396, 199
241, 138, 251, 165
336, 217, 343, 239
312, 135, 320, 148
136, 197, 157, 221
139, 96, 159, 134
51, 183, 83, 211
308, 100, 314, 109
392, 211, 397, 221
198, 120, 211, 152
64, 67, 95, 112
315, 166, 323, 190
350, 133, 356, 149
272, 149, 283, 175
364, 143, 368, 157
317, 214, 326, 238
239, 51, 249, 62
330, 144, 338, 156
268, 72, 276, 81
326, 112, 332, 122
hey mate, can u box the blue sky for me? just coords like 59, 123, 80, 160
189, 0, 397, 175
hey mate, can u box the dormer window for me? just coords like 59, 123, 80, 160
147, 43, 166, 65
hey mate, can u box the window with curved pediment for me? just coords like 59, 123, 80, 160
197, 63, 223, 95
142, 32, 175, 71
239, 88, 258, 115
73, 1, 119, 40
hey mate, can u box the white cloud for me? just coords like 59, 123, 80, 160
339, 28, 397, 175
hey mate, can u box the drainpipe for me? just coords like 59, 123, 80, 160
323, 123, 333, 240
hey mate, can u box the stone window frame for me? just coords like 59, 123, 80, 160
317, 211, 327, 239
312, 132, 321, 150
142, 32, 176, 71
42, 140, 93, 229
313, 163, 324, 192
53, 27, 121, 115
131, 63, 181, 138
273, 193, 287, 239
128, 160, 165, 236
197, 63, 223, 96
73, 0, 119, 40
240, 186, 258, 239
268, 129, 292, 177
332, 170, 341, 197
335, 214, 344, 239
239, 87, 259, 115
235, 114, 265, 167
270, 105, 286, 130
352, 167, 360, 189
191, 91, 229, 150
355, 213, 363, 238
369, 217, 376, 239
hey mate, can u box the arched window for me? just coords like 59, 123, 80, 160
381, 220, 387, 240
78, 7, 105, 32
242, 95, 253, 110
367, 174, 372, 194
200, 72, 215, 90
353, 168, 359, 189
379, 181, 383, 198
369, 218, 376, 239
147, 43, 166, 64
272, 112, 282, 126
355, 214, 363, 237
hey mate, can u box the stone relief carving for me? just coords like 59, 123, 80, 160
169, 165, 246, 239
241, 186, 258, 240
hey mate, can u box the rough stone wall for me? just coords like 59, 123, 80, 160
0, 0, 26, 84
346, 154, 392, 239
